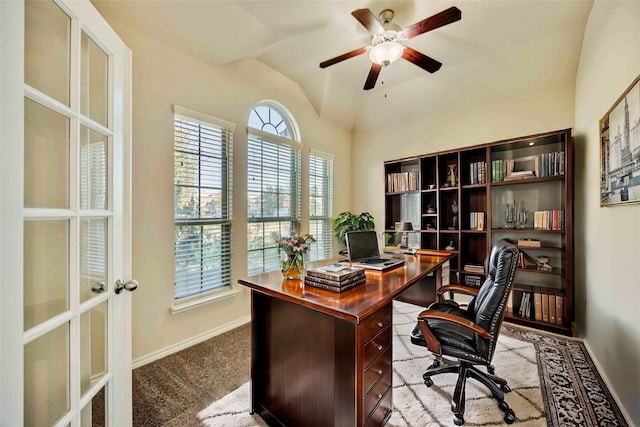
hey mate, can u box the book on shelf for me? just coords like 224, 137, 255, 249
464, 275, 483, 287
518, 291, 532, 318
304, 276, 366, 292
518, 238, 541, 248
533, 210, 564, 230
541, 292, 549, 322
554, 289, 564, 325
464, 263, 485, 274
506, 290, 514, 315
492, 151, 564, 182
535, 151, 565, 178
533, 287, 543, 321
504, 170, 535, 181
386, 171, 419, 192
549, 292, 556, 324
469, 161, 487, 185
517, 252, 528, 268
469, 212, 485, 230
306, 265, 365, 282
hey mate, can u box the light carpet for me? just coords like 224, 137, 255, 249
198, 301, 546, 426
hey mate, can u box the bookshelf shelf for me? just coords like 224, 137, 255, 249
517, 267, 565, 276
384, 128, 573, 336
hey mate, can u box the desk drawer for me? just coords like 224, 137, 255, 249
363, 348, 392, 396
363, 369, 392, 424
362, 306, 392, 343
363, 326, 391, 369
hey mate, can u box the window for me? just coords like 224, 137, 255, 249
309, 152, 333, 261
173, 106, 234, 301
247, 102, 300, 275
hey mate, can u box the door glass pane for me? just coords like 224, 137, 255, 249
80, 218, 108, 303
25, 98, 70, 208
80, 385, 106, 426
80, 126, 109, 210
24, 220, 69, 330
24, 322, 70, 426
25, 0, 71, 105
81, 31, 109, 127
80, 302, 107, 396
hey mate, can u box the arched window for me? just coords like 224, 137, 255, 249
247, 102, 301, 274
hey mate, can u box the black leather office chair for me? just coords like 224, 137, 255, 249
411, 240, 519, 425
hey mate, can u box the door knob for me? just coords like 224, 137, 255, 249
115, 279, 138, 294
91, 281, 106, 293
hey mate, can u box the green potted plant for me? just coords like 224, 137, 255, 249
332, 211, 375, 249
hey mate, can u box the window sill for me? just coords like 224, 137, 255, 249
170, 287, 244, 315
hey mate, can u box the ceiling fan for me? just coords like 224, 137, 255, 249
319, 6, 461, 90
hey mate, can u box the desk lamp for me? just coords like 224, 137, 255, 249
398, 221, 413, 249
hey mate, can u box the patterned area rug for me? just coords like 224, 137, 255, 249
198, 301, 628, 426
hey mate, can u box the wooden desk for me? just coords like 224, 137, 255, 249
239, 251, 453, 427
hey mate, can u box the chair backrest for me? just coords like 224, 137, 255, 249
466, 239, 519, 359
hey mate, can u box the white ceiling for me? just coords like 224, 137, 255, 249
92, 0, 593, 132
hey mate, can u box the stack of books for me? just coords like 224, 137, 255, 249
464, 263, 485, 274
304, 265, 366, 292
465, 275, 483, 287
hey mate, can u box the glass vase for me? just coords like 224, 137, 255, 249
281, 252, 304, 279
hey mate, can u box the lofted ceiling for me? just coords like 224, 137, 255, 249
91, 0, 593, 132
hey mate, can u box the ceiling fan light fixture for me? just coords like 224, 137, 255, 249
369, 41, 404, 67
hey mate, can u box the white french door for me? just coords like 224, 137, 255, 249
0, 1, 133, 426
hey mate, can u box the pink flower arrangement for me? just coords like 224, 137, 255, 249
277, 233, 316, 255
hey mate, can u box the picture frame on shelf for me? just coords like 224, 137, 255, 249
600, 74, 640, 207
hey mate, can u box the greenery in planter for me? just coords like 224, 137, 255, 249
332, 211, 375, 246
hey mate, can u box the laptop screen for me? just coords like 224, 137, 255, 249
346, 231, 380, 261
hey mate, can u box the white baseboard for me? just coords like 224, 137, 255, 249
582, 339, 635, 426
132, 315, 251, 369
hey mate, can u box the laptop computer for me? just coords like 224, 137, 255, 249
345, 230, 405, 271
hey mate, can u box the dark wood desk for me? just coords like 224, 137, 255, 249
239, 251, 453, 427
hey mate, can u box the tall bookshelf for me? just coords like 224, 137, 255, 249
384, 129, 573, 335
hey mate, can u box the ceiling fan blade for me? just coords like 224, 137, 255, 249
363, 63, 382, 90
402, 6, 461, 39
402, 47, 442, 73
319, 47, 367, 68
351, 9, 385, 35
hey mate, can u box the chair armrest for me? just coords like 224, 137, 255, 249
417, 310, 491, 340
436, 284, 480, 297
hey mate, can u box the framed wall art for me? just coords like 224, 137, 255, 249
600, 74, 640, 206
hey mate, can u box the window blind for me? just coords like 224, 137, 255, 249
173, 107, 234, 301
247, 131, 301, 275
309, 152, 333, 261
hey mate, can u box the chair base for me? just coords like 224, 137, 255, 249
422, 359, 515, 425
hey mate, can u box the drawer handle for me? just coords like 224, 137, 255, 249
377, 344, 383, 351
377, 322, 383, 328
377, 369, 383, 375
377, 393, 383, 399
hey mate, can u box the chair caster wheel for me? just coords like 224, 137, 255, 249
500, 384, 511, 393
504, 409, 515, 424
488, 365, 495, 375
424, 377, 433, 387
453, 414, 464, 425
498, 401, 509, 411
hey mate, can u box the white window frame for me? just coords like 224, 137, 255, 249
247, 102, 301, 275
172, 105, 235, 306
309, 150, 334, 261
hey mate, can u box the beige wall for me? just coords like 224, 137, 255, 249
105, 21, 352, 362
574, 1, 640, 423
351, 83, 575, 232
